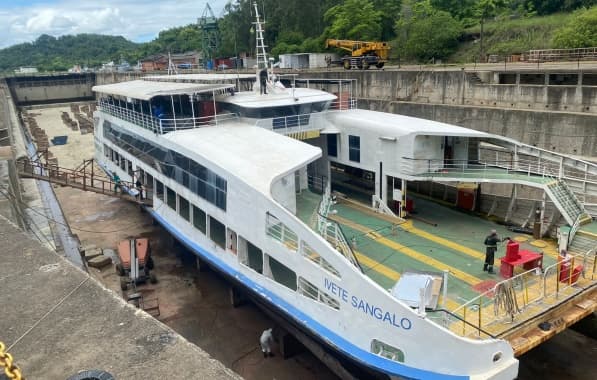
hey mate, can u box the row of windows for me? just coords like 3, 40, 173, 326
103, 121, 227, 210
157, 181, 343, 312
327, 134, 360, 163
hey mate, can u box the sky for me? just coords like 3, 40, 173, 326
0, 0, 228, 48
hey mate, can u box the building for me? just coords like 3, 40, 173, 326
141, 52, 203, 72
278, 53, 339, 69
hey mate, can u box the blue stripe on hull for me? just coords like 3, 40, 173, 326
149, 209, 469, 380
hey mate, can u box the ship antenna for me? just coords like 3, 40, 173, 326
253, 2, 268, 77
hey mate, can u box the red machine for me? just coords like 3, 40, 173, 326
499, 241, 543, 278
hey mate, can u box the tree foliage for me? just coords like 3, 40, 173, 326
0, 0, 592, 71
324, 0, 384, 40
0, 34, 139, 72
396, 0, 463, 60
553, 6, 597, 48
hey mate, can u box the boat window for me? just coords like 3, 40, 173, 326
209, 216, 226, 249
238, 236, 263, 273
166, 187, 176, 210
301, 242, 341, 278
178, 195, 190, 221
298, 277, 340, 310
327, 134, 338, 157
192, 205, 206, 234
349, 135, 360, 163
155, 179, 164, 201
266, 212, 298, 252
102, 121, 227, 211
145, 173, 154, 189
104, 144, 111, 159
221, 101, 330, 119
370, 339, 404, 363
267, 255, 297, 291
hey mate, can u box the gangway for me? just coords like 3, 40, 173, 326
16, 158, 152, 207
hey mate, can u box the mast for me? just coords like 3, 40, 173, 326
253, 1, 269, 93
253, 2, 268, 72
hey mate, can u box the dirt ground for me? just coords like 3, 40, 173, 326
33, 105, 596, 380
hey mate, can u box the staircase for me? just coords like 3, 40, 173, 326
465, 72, 484, 85
545, 180, 591, 226
568, 231, 597, 255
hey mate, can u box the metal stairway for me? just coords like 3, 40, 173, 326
568, 231, 597, 255
16, 158, 152, 207
545, 179, 591, 226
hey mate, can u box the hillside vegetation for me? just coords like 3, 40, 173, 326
0, 0, 596, 72
0, 34, 139, 72
451, 12, 575, 62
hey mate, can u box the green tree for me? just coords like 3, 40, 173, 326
396, 0, 463, 61
324, 0, 384, 40
475, 0, 510, 60
553, 6, 597, 48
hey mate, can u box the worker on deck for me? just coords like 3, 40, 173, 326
483, 229, 501, 274
112, 172, 121, 193
259, 68, 268, 94
259, 328, 274, 358
135, 179, 144, 200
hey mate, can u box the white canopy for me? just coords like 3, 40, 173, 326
92, 80, 234, 100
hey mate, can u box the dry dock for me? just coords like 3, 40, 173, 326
2, 100, 595, 379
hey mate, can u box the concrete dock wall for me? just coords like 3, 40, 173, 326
6, 73, 95, 105
307, 70, 597, 114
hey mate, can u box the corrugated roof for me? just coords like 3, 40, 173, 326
92, 80, 234, 100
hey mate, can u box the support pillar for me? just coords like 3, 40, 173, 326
229, 286, 246, 308
277, 328, 307, 359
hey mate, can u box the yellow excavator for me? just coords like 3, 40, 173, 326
325, 39, 390, 70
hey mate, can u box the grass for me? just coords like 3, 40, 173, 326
450, 13, 574, 63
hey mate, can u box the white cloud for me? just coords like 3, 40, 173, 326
0, 0, 228, 48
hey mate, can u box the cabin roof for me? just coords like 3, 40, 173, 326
327, 109, 491, 138
218, 87, 337, 108
163, 125, 321, 195
92, 80, 233, 100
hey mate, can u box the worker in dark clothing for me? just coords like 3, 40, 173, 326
259, 68, 268, 94
112, 172, 121, 193
483, 229, 501, 274
135, 179, 144, 200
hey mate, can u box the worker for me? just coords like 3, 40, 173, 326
483, 229, 501, 274
135, 179, 144, 200
112, 172, 121, 193
259, 68, 268, 94
259, 328, 274, 358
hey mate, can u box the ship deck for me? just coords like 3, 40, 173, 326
295, 189, 597, 355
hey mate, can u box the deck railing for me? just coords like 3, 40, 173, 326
98, 100, 238, 134
400, 157, 561, 180
314, 178, 362, 271
434, 248, 596, 338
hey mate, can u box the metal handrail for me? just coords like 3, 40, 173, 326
400, 156, 561, 179
98, 101, 239, 134
314, 179, 362, 271
448, 248, 596, 337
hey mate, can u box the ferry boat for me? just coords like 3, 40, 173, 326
91, 5, 597, 379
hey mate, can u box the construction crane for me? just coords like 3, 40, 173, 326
198, 3, 220, 66
325, 39, 390, 70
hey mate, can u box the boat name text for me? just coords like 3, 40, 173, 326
324, 278, 412, 330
